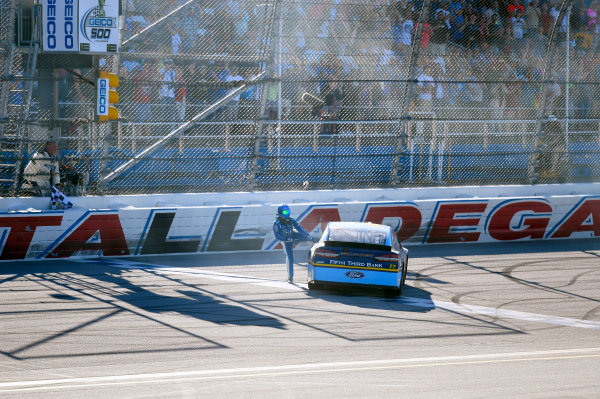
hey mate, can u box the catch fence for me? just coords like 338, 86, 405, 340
1, 0, 599, 196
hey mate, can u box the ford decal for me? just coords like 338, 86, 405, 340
345, 271, 365, 279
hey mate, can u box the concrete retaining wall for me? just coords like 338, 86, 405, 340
0, 183, 598, 260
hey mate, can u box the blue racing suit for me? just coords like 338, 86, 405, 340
273, 216, 312, 281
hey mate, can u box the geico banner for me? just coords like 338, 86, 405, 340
0, 195, 598, 260
78, 0, 119, 53
42, 0, 78, 52
42, 0, 118, 53
96, 77, 109, 115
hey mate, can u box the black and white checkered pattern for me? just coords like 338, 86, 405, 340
50, 186, 74, 210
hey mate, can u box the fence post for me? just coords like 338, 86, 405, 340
117, 121, 122, 149
225, 123, 230, 151
355, 123, 361, 151
483, 122, 489, 150
131, 123, 136, 153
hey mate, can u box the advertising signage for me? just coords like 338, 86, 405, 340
42, 0, 119, 54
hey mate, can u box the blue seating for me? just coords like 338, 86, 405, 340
48, 141, 600, 192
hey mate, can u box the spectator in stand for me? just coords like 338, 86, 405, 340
399, 8, 415, 58
180, 7, 199, 47
180, 30, 194, 54
416, 64, 435, 113
575, 66, 593, 118
159, 59, 176, 122
520, 67, 537, 116
186, 63, 209, 119
233, 10, 249, 47
175, 64, 187, 122
451, 7, 466, 45
488, 13, 504, 51
468, 74, 484, 116
239, 66, 259, 119
587, 5, 598, 29
525, 0, 541, 38
429, 10, 450, 56
508, 8, 526, 52
489, 67, 508, 127
540, 3, 554, 37
133, 61, 153, 135
416, 20, 432, 51
225, 66, 244, 121
465, 13, 481, 49
478, 14, 490, 46
504, 62, 522, 121
321, 81, 343, 134
432, 61, 447, 112
544, 71, 562, 116
507, 0, 524, 15
169, 26, 182, 54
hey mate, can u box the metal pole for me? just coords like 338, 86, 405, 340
565, 5, 571, 148
277, 7, 282, 165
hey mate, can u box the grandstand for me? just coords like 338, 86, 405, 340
1, 0, 599, 195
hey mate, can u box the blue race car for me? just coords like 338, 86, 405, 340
307, 222, 408, 295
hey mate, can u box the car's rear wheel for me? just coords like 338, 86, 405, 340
308, 281, 318, 290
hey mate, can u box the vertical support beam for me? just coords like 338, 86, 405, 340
530, 0, 572, 184
391, 0, 432, 185
0, 0, 18, 125
248, 0, 281, 190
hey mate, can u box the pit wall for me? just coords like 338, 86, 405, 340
0, 183, 598, 261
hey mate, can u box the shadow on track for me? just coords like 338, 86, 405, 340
94, 268, 286, 329
306, 284, 436, 312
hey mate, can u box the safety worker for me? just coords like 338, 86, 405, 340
273, 204, 313, 283
22, 140, 61, 196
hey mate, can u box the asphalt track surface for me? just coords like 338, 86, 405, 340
1, 239, 600, 398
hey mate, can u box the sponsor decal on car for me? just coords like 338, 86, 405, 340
345, 271, 365, 279
330, 259, 385, 268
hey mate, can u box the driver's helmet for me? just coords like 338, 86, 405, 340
278, 204, 291, 219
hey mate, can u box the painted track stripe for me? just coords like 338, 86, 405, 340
2, 348, 600, 391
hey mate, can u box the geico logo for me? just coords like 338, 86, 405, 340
98, 80, 108, 113
45, 0, 75, 49
46, 0, 56, 49
89, 18, 114, 27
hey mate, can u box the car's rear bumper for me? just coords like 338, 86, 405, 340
308, 262, 401, 288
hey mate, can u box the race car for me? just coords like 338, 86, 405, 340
307, 221, 408, 295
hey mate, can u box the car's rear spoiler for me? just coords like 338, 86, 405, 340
324, 241, 392, 252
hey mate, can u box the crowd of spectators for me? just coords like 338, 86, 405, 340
111, 0, 600, 128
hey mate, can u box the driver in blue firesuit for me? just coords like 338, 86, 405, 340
273, 204, 313, 283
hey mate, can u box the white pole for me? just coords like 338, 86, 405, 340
565, 6, 570, 148
277, 8, 282, 166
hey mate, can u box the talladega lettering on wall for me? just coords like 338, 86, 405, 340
0, 195, 598, 260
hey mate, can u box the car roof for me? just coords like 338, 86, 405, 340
327, 221, 391, 234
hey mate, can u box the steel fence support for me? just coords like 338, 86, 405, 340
391, 0, 432, 185
249, 0, 280, 190
530, 0, 572, 184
